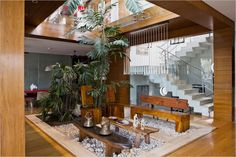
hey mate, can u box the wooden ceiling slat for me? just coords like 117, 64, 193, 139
25, 1, 65, 32
25, 1, 211, 43
147, 0, 234, 30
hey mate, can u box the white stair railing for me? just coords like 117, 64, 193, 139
126, 33, 214, 96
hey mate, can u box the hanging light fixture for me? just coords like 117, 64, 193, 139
45, 65, 55, 72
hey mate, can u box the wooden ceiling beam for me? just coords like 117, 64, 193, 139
25, 34, 78, 43
25, 1, 65, 31
110, 5, 179, 32
120, 13, 179, 33
147, 0, 234, 30
27, 15, 210, 43
168, 24, 210, 39
27, 21, 99, 42
25, 1, 210, 43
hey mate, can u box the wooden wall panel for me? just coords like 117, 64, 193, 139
0, 1, 25, 156
0, 114, 1, 155
107, 57, 130, 105
214, 27, 234, 122
25, 1, 64, 28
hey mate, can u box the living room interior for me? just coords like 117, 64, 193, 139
0, 0, 235, 157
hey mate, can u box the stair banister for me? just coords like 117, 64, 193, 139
156, 37, 214, 96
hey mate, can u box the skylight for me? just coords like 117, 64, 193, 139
44, 0, 155, 25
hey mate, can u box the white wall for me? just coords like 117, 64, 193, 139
130, 75, 160, 104
130, 44, 163, 67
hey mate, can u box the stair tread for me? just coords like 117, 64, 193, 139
195, 97, 213, 101
160, 36, 213, 116
200, 41, 212, 44
175, 83, 189, 86
202, 103, 214, 108
193, 47, 207, 50
206, 36, 213, 42
184, 88, 198, 91
188, 93, 205, 96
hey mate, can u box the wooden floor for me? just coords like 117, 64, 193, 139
25, 108, 73, 156
168, 121, 235, 156
26, 121, 65, 156
25, 108, 235, 156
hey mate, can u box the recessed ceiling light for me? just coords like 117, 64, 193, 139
48, 48, 52, 50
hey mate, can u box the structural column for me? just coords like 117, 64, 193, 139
214, 27, 234, 122
0, 0, 25, 156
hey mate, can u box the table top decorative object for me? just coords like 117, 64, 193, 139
83, 112, 94, 128
99, 117, 112, 135
133, 114, 140, 128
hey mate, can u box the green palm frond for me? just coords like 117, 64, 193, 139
65, 0, 84, 15
109, 39, 129, 47
74, 8, 104, 32
77, 36, 95, 45
104, 2, 117, 15
105, 26, 121, 38
125, 0, 143, 14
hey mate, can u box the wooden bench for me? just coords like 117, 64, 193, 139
131, 96, 190, 133
73, 118, 132, 157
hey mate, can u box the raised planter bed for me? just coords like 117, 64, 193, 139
26, 114, 215, 157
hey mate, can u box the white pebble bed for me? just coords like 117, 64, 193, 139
53, 117, 198, 157
142, 117, 197, 137
54, 123, 80, 138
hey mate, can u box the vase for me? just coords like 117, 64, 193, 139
73, 104, 81, 117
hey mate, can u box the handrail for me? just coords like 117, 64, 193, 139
156, 41, 214, 94
157, 45, 204, 73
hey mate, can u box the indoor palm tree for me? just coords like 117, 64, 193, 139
41, 1, 133, 122
71, 1, 130, 107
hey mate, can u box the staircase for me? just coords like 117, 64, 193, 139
171, 36, 213, 62
149, 74, 213, 117
159, 35, 213, 63
155, 35, 214, 117
128, 33, 214, 117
